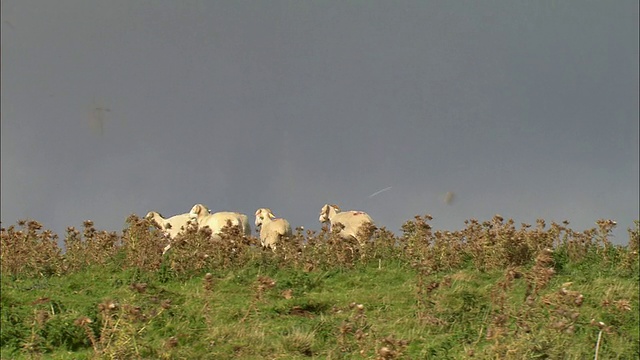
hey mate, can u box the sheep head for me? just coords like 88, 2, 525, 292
145, 211, 164, 225
255, 208, 265, 227
319, 204, 340, 223
189, 204, 209, 221
254, 208, 275, 227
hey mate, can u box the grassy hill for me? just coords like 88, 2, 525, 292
1, 215, 638, 359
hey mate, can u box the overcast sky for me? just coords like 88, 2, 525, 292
2, 1, 638, 245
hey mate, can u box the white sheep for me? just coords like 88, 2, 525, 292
254, 208, 292, 251
189, 203, 251, 239
145, 211, 196, 254
145, 211, 194, 239
318, 204, 375, 244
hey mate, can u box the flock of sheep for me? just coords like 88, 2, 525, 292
145, 204, 375, 253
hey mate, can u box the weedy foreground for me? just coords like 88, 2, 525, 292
1, 216, 638, 359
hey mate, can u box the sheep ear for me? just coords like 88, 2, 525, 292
255, 209, 261, 216
268, 213, 276, 219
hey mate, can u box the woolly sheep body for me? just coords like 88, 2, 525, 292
254, 208, 292, 251
145, 211, 196, 254
189, 204, 251, 239
145, 211, 193, 239
318, 204, 375, 244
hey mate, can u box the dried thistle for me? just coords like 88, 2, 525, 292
164, 336, 178, 349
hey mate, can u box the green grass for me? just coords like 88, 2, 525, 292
1, 254, 638, 359
2, 217, 638, 358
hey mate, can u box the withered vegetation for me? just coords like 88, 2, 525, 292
1, 214, 638, 359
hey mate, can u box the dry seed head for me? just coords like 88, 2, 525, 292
426, 281, 440, 292
98, 300, 118, 313
466, 349, 475, 357
378, 346, 392, 358
27, 220, 43, 230
124, 304, 142, 319
485, 327, 494, 340
525, 295, 535, 306
555, 309, 567, 317
74, 316, 93, 327
614, 299, 632, 312
559, 288, 568, 296
31, 297, 51, 305
161, 299, 172, 309
35, 310, 50, 326
203, 273, 214, 291
597, 321, 606, 328
165, 336, 178, 349
596, 219, 617, 228
281, 289, 293, 299
129, 282, 148, 293
355, 328, 367, 340
339, 322, 353, 335
552, 321, 566, 330
258, 276, 276, 287
590, 319, 607, 329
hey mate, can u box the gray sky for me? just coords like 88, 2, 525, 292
2, 1, 638, 245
